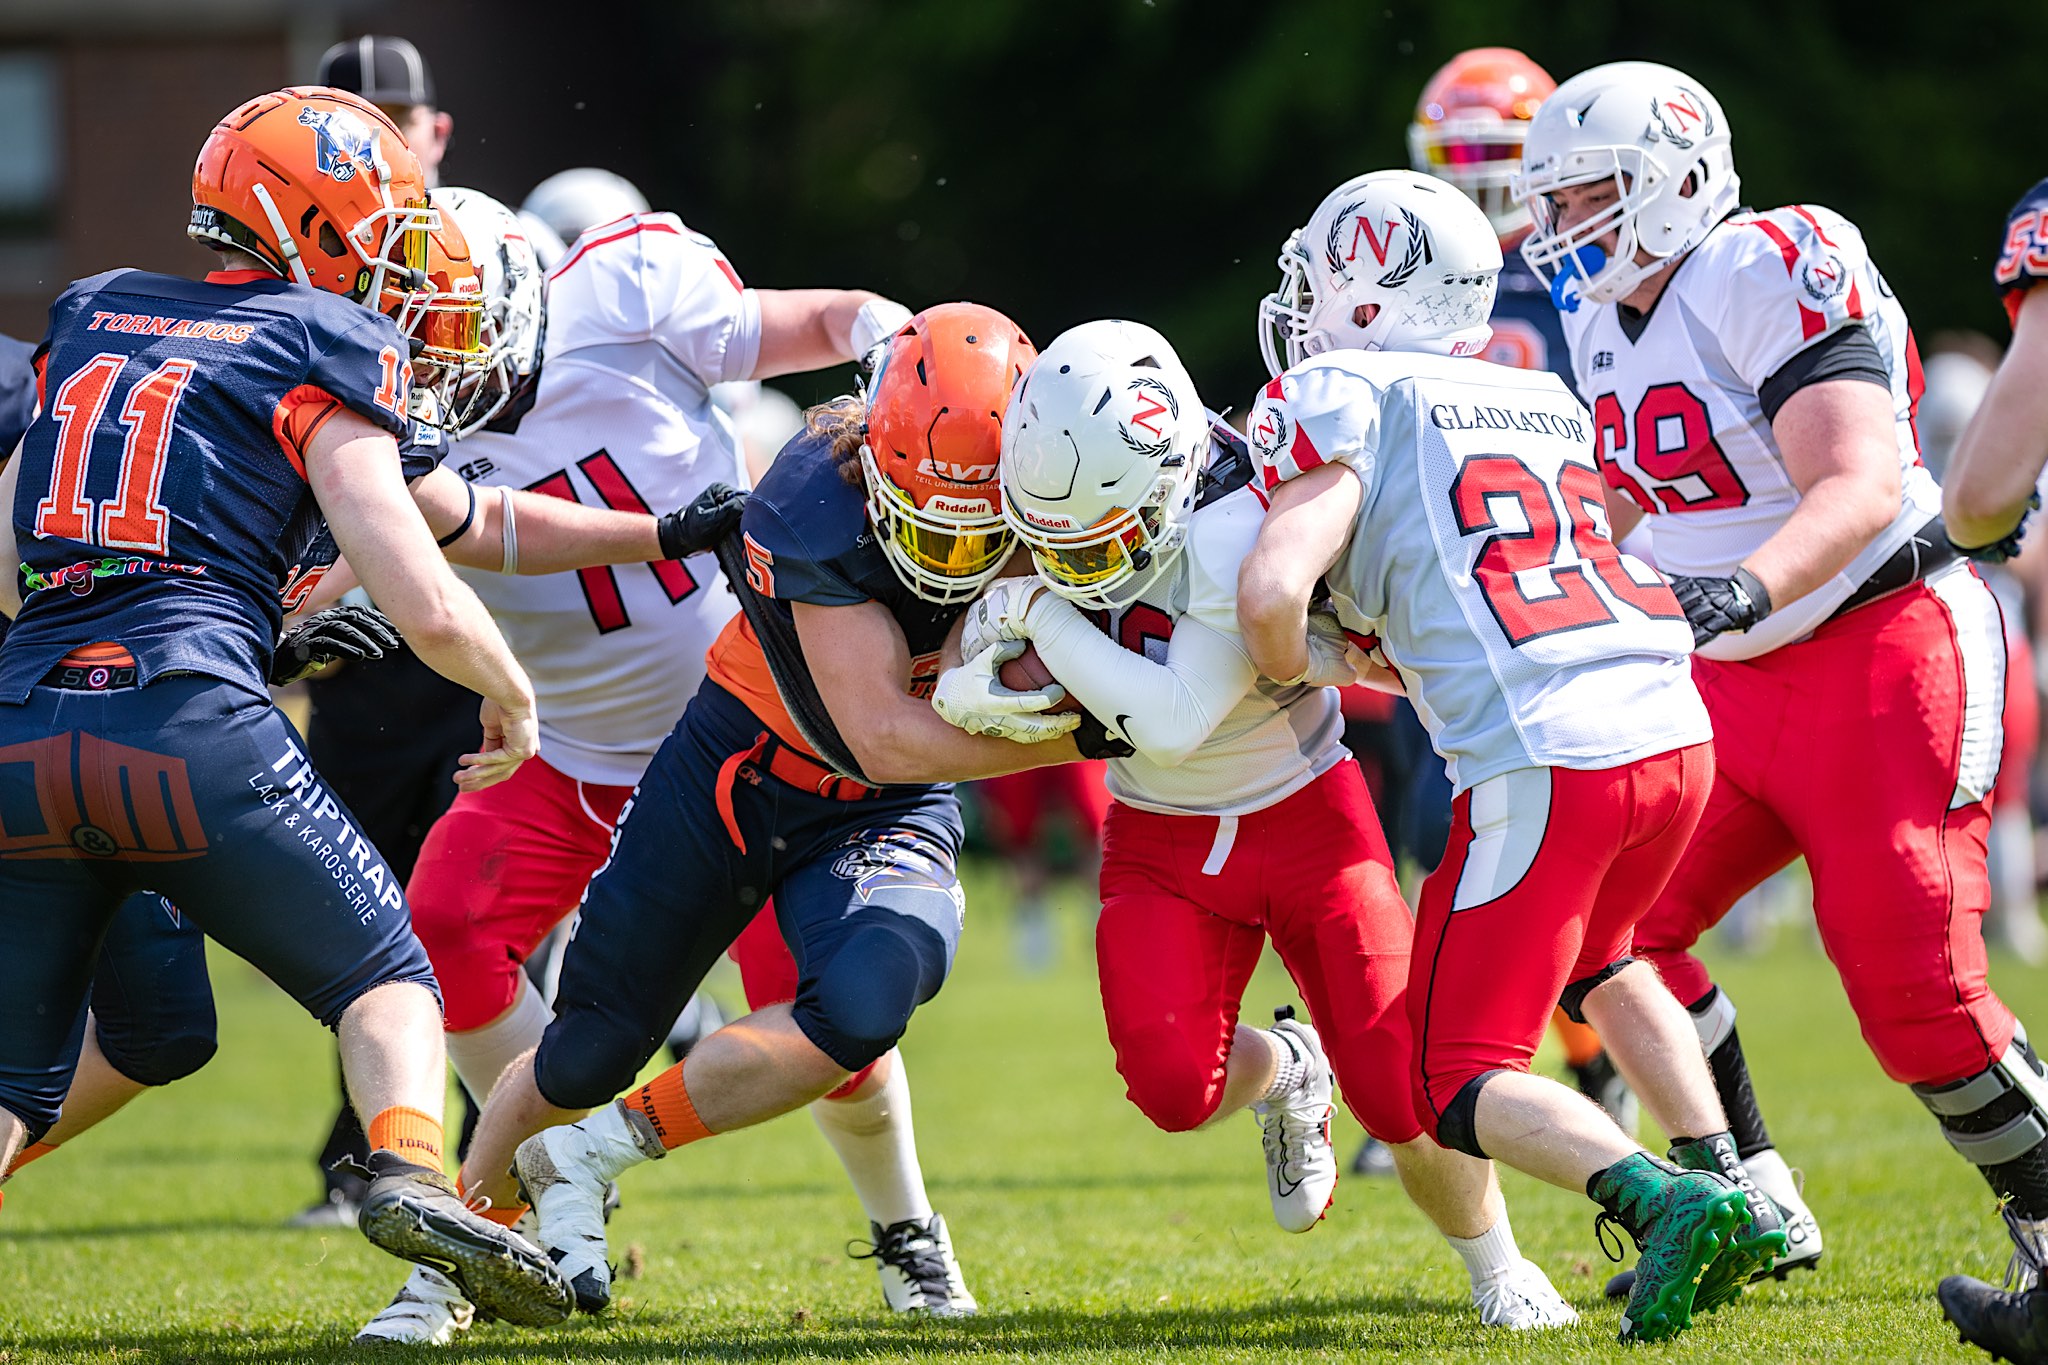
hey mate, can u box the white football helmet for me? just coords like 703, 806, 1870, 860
1002, 320, 1208, 611
432, 187, 544, 437
1258, 169, 1503, 377
1513, 61, 1740, 310
521, 168, 651, 248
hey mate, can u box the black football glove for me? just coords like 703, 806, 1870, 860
1950, 492, 2040, 564
271, 603, 401, 685
1668, 567, 1773, 649
657, 482, 749, 560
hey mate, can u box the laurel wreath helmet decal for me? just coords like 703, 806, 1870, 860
1324, 204, 1436, 291
1119, 374, 1180, 458
1646, 85, 1715, 150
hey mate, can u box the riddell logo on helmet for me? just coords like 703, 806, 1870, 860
927, 494, 995, 517
297, 106, 381, 183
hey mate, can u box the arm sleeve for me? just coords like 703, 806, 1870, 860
1245, 362, 1383, 498
1716, 205, 1885, 395
739, 496, 869, 607
1995, 178, 2048, 330
638, 216, 762, 387
1756, 323, 1889, 423
1024, 594, 1255, 768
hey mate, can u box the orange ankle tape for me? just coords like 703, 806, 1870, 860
622, 1065, 713, 1151
4, 1141, 56, 1177
367, 1106, 445, 1168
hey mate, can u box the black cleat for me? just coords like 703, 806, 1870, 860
355, 1149, 572, 1328
1940, 1275, 2048, 1364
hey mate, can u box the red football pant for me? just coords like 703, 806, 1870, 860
1635, 575, 2016, 1087
409, 755, 797, 1031
1095, 761, 1422, 1143
1409, 745, 1714, 1135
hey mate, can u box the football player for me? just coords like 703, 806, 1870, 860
353, 187, 973, 1342
1517, 59, 2028, 1290
439, 304, 1115, 1323
930, 320, 1577, 1328
1406, 43, 1638, 1143
1934, 173, 2048, 1365
1236, 169, 1787, 1343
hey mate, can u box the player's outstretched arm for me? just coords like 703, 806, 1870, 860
793, 597, 1082, 785
1236, 464, 1363, 683
1946, 288, 2048, 553
411, 464, 666, 574
752, 290, 908, 380
306, 409, 537, 791
1741, 377, 1902, 609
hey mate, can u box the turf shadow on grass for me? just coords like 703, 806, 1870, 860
2, 1292, 1493, 1363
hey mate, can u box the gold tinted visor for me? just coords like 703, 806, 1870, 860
1023, 503, 1163, 591
875, 479, 1008, 579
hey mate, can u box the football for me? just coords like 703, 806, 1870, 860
998, 643, 1082, 714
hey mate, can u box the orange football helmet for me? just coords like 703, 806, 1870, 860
189, 85, 436, 312
392, 218, 486, 428
860, 303, 1037, 603
1408, 48, 1557, 237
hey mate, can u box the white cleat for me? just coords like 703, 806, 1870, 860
514, 1103, 664, 1315
1253, 1010, 1339, 1233
853, 1213, 979, 1316
1473, 1257, 1579, 1329
353, 1265, 475, 1346
1744, 1147, 1823, 1275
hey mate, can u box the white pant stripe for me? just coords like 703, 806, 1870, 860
1201, 816, 1239, 877
1929, 563, 2006, 810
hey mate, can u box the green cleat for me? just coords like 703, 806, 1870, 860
1669, 1132, 1790, 1314
1589, 1151, 1746, 1343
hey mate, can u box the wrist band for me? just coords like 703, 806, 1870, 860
435, 479, 478, 548
499, 486, 520, 575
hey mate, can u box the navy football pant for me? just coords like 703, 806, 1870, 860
535, 682, 963, 1111
78, 892, 217, 1087
0, 678, 435, 1138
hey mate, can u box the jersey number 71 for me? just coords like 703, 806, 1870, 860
33, 352, 195, 556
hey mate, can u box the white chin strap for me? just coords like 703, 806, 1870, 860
249, 182, 312, 287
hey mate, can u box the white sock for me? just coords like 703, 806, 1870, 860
1258, 1028, 1306, 1105
445, 975, 552, 1106
1448, 1213, 1523, 1289
810, 1050, 934, 1227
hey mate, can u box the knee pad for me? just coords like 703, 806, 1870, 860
1118, 1042, 1226, 1133
1913, 1027, 2048, 1215
1687, 985, 1738, 1054
96, 1025, 217, 1088
533, 1007, 663, 1112
1435, 1068, 1508, 1159
795, 925, 942, 1073
1557, 958, 1635, 1025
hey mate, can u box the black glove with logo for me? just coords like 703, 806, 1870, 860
1668, 567, 1773, 649
1950, 492, 2040, 565
657, 482, 749, 559
271, 603, 401, 685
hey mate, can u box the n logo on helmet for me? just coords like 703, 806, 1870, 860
297, 106, 381, 183
1647, 88, 1713, 150
1336, 206, 1400, 270
1119, 376, 1179, 458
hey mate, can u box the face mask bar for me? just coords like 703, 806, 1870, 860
1006, 469, 1188, 613
859, 443, 1014, 604
1257, 234, 1316, 378
1516, 151, 1665, 308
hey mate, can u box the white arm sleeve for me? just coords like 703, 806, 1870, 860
1022, 592, 1256, 769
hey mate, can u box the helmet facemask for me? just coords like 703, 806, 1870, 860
1006, 462, 1194, 612
860, 440, 1013, 604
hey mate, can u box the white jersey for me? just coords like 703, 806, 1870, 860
1024, 448, 1347, 818
1562, 204, 1940, 661
1248, 351, 1712, 795
450, 213, 759, 786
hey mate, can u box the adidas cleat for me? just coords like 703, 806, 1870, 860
1254, 1008, 1338, 1233
354, 1149, 570, 1328
851, 1213, 978, 1316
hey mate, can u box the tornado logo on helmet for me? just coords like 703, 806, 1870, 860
1120, 374, 1180, 459
297, 105, 382, 183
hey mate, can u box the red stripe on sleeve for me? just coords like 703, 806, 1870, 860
550, 218, 685, 278
1787, 206, 1839, 248
1750, 219, 1802, 277
713, 258, 743, 293
1797, 305, 1825, 341
271, 384, 344, 482
1288, 420, 1323, 472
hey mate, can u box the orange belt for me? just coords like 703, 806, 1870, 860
714, 730, 879, 854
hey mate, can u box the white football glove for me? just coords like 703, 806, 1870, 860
932, 640, 1081, 743
958, 575, 1045, 664
1281, 609, 1365, 688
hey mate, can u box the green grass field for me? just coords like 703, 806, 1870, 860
0, 863, 2038, 1363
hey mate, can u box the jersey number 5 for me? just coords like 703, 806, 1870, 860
526, 451, 698, 634
34, 352, 195, 556
1451, 454, 1683, 647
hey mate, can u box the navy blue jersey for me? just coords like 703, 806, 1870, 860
0, 332, 34, 458
2, 268, 428, 701
1996, 176, 2048, 329
1482, 237, 1577, 399
706, 428, 962, 769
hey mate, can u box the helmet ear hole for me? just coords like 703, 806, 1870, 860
317, 222, 347, 260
